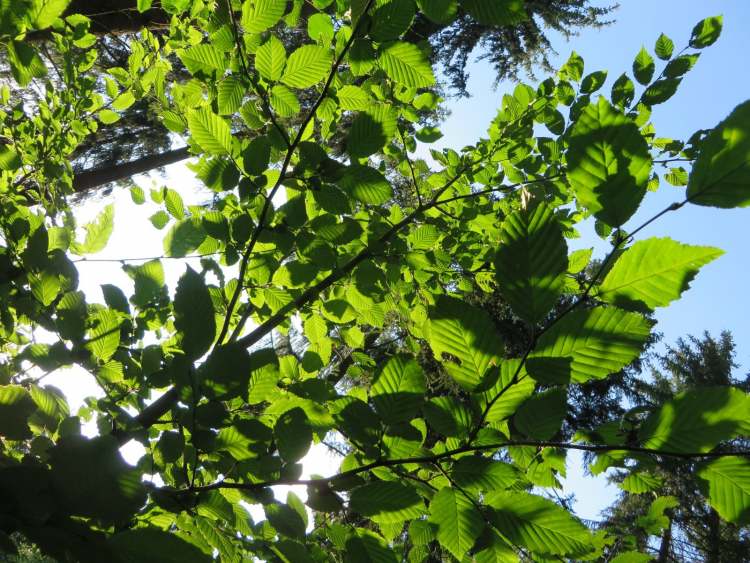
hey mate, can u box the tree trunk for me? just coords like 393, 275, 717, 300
72, 146, 190, 194
706, 508, 721, 563
657, 517, 672, 562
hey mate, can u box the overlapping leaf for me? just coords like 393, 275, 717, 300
486, 491, 594, 557
427, 296, 503, 389
567, 97, 652, 226
527, 307, 652, 384
495, 203, 568, 323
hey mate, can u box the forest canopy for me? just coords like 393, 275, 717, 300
0, 1, 749, 562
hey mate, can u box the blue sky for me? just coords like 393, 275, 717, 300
435, 0, 750, 372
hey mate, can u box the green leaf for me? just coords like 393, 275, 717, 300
633, 46, 655, 85
514, 387, 567, 440
150, 210, 170, 230
217, 75, 246, 115
426, 296, 503, 390
164, 188, 185, 219
307, 13, 334, 44
527, 307, 651, 384
597, 237, 723, 311
370, 0, 416, 42
350, 481, 424, 523
654, 33, 674, 60
689, 15, 723, 48
463, 0, 527, 25
255, 35, 287, 82
270, 84, 300, 117
7, 41, 46, 87
241, 0, 285, 33
611, 73, 635, 108
178, 44, 226, 76
495, 203, 567, 324
378, 42, 435, 87
339, 165, 393, 205
478, 359, 535, 423
429, 487, 484, 560
188, 108, 233, 155
265, 502, 306, 539
85, 307, 121, 362
281, 44, 331, 89
29, 271, 61, 306
687, 100, 750, 208
635, 496, 678, 535
136, 0, 152, 12
567, 97, 652, 227
664, 53, 700, 79
274, 406, 312, 463
642, 78, 681, 106
620, 471, 663, 494
98, 109, 121, 124
0, 385, 36, 440
580, 70, 607, 94
29, 0, 70, 28
0, 145, 22, 171
486, 491, 593, 557
344, 529, 398, 563
370, 354, 426, 424
639, 387, 750, 453
110, 528, 212, 563
50, 435, 146, 524
174, 266, 216, 359
337, 85, 372, 110
696, 456, 750, 525
111, 91, 135, 111
560, 51, 584, 82
416, 0, 458, 23
451, 456, 519, 493
200, 343, 252, 399
71, 204, 114, 255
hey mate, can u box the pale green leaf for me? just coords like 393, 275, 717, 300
255, 35, 287, 82
696, 456, 750, 525
270, 84, 300, 117
178, 44, 226, 76
429, 487, 484, 560
378, 41, 435, 87
241, 0, 285, 33
188, 108, 233, 155
281, 45, 331, 89
598, 237, 723, 311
